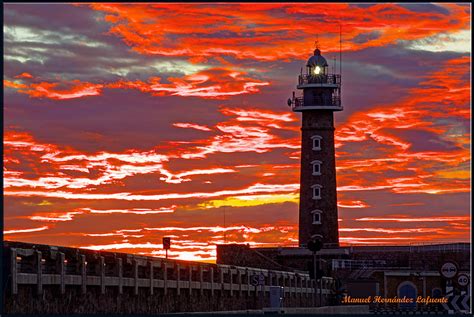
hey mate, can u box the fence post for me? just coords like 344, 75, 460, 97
210, 267, 214, 297
81, 255, 86, 294
229, 269, 233, 297
36, 251, 43, 295
289, 274, 292, 298
11, 249, 18, 295
199, 265, 204, 296
149, 260, 154, 295
176, 263, 180, 296
162, 262, 167, 295
304, 277, 309, 297
247, 268, 251, 296
100, 256, 105, 295
220, 268, 224, 296
59, 252, 65, 294
238, 269, 243, 296
118, 258, 123, 294
133, 259, 138, 295
188, 265, 192, 295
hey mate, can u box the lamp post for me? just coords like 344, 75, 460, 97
308, 238, 323, 306
223, 205, 226, 244
163, 237, 171, 259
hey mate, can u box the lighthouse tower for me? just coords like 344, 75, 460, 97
288, 46, 342, 249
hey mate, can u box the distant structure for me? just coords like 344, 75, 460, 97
288, 46, 342, 248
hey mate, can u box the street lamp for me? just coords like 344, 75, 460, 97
308, 237, 323, 306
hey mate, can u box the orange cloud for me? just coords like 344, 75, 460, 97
4, 79, 27, 90
3, 3, 471, 261
173, 123, 212, 131
5, 183, 299, 201
25, 81, 103, 100
335, 56, 470, 196
338, 200, 370, 208
160, 168, 237, 184
75, 224, 298, 261
85, 207, 176, 215
356, 216, 470, 222
220, 108, 295, 123
178, 107, 300, 159
4, 106, 302, 209
4, 226, 50, 235
29, 211, 84, 222
339, 228, 440, 234
5, 130, 245, 190
15, 72, 33, 79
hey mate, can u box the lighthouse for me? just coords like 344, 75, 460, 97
288, 46, 342, 249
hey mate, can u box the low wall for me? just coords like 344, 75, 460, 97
282, 305, 370, 314
3, 241, 332, 314
167, 305, 370, 314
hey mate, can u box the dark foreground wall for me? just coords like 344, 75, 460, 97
6, 285, 312, 314
3, 241, 329, 314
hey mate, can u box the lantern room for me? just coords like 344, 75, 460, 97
307, 48, 328, 77
288, 47, 342, 112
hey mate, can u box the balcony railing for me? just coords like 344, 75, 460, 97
298, 74, 341, 86
291, 95, 341, 110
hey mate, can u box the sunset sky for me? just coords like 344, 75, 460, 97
3, 3, 471, 262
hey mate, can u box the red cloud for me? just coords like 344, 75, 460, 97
4, 226, 50, 235
3, 44, 470, 255
5, 69, 269, 100
338, 200, 370, 208
78, 224, 298, 261
15, 72, 33, 79
335, 56, 470, 196
87, 3, 469, 61
173, 123, 212, 131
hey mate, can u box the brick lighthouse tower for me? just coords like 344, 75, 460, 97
288, 45, 342, 249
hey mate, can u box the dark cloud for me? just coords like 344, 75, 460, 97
382, 129, 462, 152
352, 31, 381, 44
399, 4, 450, 16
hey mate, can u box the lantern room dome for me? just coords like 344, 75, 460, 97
307, 48, 328, 67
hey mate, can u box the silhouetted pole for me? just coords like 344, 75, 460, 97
308, 238, 323, 307
319, 261, 323, 306
223, 206, 226, 244
313, 251, 318, 306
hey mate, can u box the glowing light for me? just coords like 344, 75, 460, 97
314, 66, 321, 75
